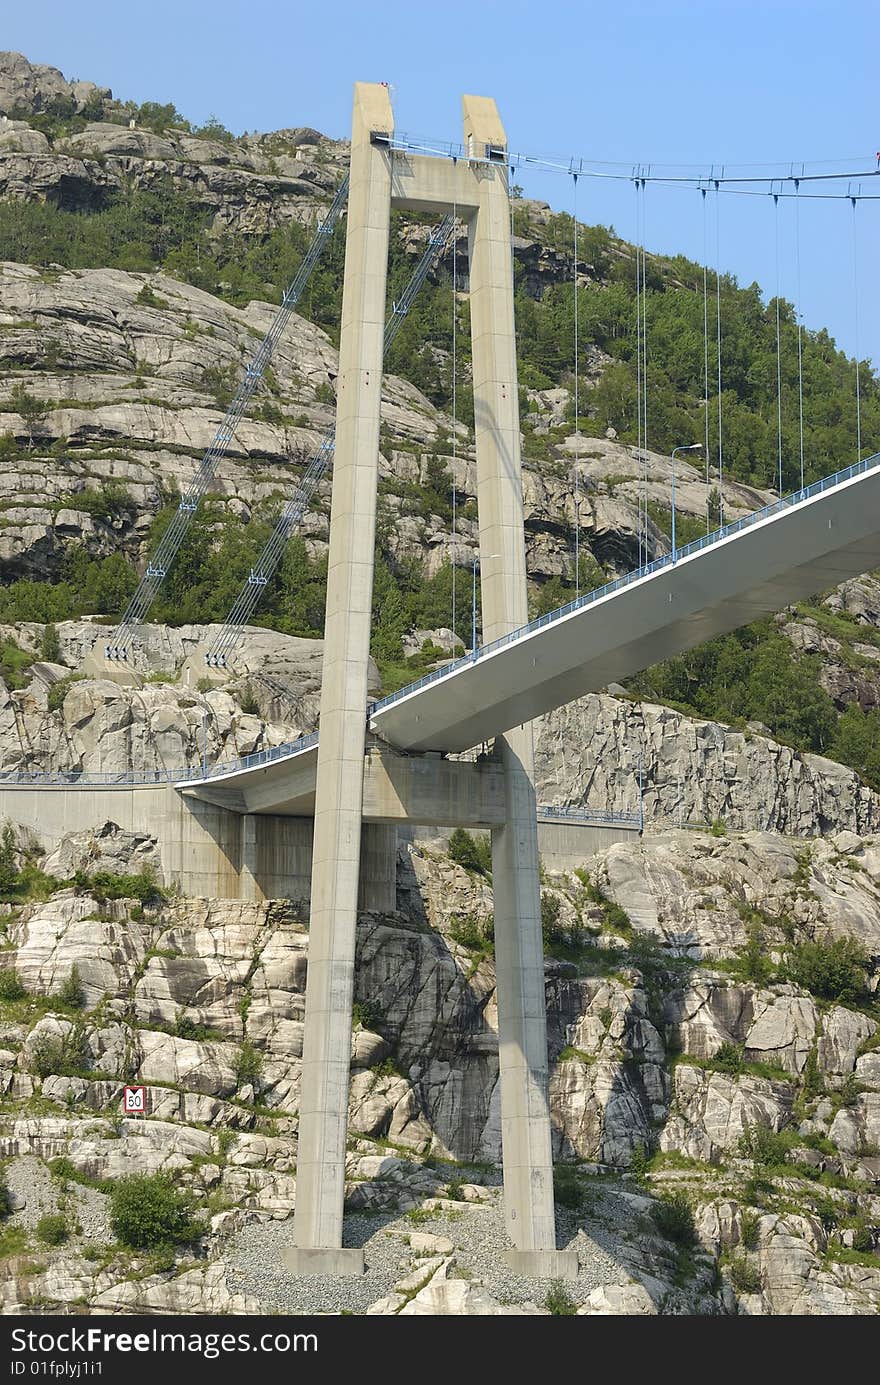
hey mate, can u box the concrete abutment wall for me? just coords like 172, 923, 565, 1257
0, 786, 396, 911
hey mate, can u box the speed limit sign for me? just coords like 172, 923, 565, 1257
123, 1085, 147, 1116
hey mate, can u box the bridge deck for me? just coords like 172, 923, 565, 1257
369, 453, 880, 752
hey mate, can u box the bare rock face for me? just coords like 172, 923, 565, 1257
660, 1067, 794, 1163
0, 52, 110, 119
594, 829, 880, 954
90, 1262, 261, 1314
536, 694, 880, 836
0, 621, 352, 774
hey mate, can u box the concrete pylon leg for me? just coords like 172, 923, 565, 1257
286, 82, 394, 1277
463, 94, 577, 1278
239, 814, 260, 902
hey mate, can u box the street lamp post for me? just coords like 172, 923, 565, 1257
670, 444, 703, 560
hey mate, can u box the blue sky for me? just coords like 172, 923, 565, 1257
6, 0, 878, 370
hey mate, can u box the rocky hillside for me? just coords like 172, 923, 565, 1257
0, 52, 878, 1316
0, 819, 878, 1314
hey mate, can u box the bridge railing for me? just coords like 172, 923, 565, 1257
371, 449, 880, 714
0, 730, 321, 788
536, 805, 641, 827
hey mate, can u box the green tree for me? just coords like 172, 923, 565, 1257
10, 384, 48, 451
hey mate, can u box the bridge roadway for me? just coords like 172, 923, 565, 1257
175, 450, 880, 813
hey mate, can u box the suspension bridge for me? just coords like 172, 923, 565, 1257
0, 83, 877, 1277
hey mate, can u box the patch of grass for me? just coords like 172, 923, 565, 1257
0, 637, 35, 690
406, 1206, 442, 1225
0, 1224, 29, 1257
558, 1045, 594, 1064
74, 867, 166, 907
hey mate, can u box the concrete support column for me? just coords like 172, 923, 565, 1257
463, 95, 575, 1277
239, 813, 260, 902
288, 83, 394, 1276
358, 824, 397, 913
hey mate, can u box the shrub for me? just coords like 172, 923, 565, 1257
727, 919, 775, 985
135, 283, 169, 309
545, 1278, 577, 1315
541, 891, 566, 948
47, 673, 84, 714
40, 624, 61, 662
849, 1216, 874, 1253
445, 1177, 466, 1201
727, 1254, 762, 1294
629, 1141, 650, 1182
56, 964, 86, 1010
234, 1039, 263, 1090
738, 1124, 790, 1168
352, 999, 383, 1031
785, 936, 870, 1004
710, 817, 727, 837
740, 1210, 761, 1251
712, 1042, 744, 1074
0, 969, 26, 1001
651, 1193, 696, 1246
553, 1163, 586, 1212
238, 684, 260, 717
30, 1024, 90, 1079
447, 827, 492, 876
109, 1173, 196, 1249
448, 912, 492, 952
837, 1073, 862, 1108
78, 868, 165, 906
35, 1213, 68, 1245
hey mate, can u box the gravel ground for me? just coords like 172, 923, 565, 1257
225, 1176, 640, 1315
4, 1154, 112, 1245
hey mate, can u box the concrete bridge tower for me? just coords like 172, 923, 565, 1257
286, 83, 576, 1278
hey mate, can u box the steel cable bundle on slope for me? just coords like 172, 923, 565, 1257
206, 214, 456, 667
104, 173, 351, 659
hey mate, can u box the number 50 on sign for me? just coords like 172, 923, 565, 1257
123, 1085, 147, 1115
